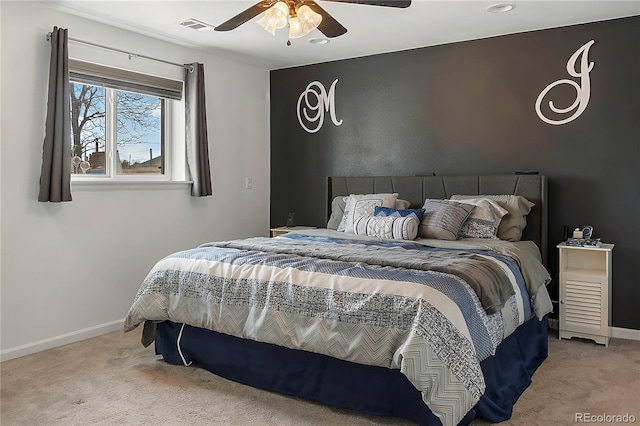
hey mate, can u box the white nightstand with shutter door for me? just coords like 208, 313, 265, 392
557, 242, 614, 347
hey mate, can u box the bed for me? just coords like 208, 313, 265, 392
124, 174, 552, 426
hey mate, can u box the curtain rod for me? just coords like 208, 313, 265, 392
46, 32, 194, 72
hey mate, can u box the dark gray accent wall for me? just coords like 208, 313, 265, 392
270, 16, 640, 330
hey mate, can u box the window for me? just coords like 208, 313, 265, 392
70, 82, 167, 177
69, 60, 183, 181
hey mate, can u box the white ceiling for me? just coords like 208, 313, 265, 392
47, 0, 639, 70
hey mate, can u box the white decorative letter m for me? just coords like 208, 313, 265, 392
297, 79, 343, 133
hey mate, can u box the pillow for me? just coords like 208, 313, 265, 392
395, 199, 412, 210
374, 206, 425, 223
453, 198, 509, 239
327, 196, 411, 230
337, 193, 399, 233
450, 194, 535, 242
419, 199, 475, 240
327, 196, 347, 230
353, 213, 420, 240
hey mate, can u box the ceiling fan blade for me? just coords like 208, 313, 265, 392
305, 0, 348, 38
214, 0, 274, 32
321, 0, 411, 7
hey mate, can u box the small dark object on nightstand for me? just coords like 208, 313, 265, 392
286, 213, 295, 228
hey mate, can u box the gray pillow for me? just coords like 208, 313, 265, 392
451, 194, 534, 242
419, 199, 475, 240
327, 196, 347, 230
453, 198, 509, 239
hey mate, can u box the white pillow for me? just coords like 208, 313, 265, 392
453, 198, 509, 239
337, 193, 398, 234
327, 197, 411, 230
353, 214, 420, 240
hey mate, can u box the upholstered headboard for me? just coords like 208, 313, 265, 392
327, 175, 548, 266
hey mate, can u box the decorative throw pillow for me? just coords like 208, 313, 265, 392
353, 213, 420, 240
328, 197, 411, 230
453, 198, 509, 239
338, 193, 399, 234
395, 199, 412, 210
419, 199, 475, 240
451, 194, 535, 242
374, 206, 425, 223
327, 196, 347, 230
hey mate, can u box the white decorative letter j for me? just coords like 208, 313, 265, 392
535, 40, 595, 125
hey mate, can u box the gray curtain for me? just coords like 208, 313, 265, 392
184, 63, 212, 197
38, 26, 72, 202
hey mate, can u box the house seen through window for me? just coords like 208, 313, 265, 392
70, 82, 165, 176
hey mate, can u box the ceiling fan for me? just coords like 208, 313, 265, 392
214, 0, 411, 40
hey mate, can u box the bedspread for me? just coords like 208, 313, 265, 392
124, 235, 546, 426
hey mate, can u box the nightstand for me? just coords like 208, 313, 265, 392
270, 226, 316, 238
557, 242, 614, 347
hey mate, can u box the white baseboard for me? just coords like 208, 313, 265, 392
2, 317, 638, 362
0, 319, 124, 362
547, 318, 640, 341
610, 326, 640, 341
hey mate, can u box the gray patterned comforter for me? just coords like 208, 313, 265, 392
124, 233, 551, 426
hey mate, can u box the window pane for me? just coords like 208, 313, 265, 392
115, 91, 163, 175
70, 82, 106, 175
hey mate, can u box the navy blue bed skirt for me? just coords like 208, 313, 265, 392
155, 316, 548, 426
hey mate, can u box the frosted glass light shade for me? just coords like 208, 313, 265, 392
257, 1, 289, 35
257, 15, 277, 35
288, 17, 305, 38
297, 5, 322, 34
270, 1, 289, 28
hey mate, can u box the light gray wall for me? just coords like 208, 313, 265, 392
0, 1, 271, 360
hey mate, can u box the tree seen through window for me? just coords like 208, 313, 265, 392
70, 81, 163, 176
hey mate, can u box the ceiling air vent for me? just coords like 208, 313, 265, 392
179, 18, 215, 32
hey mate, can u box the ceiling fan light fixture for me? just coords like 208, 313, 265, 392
215, 0, 403, 39
257, 1, 289, 35
256, 15, 276, 35
288, 16, 305, 38
286, 5, 322, 38
297, 5, 322, 33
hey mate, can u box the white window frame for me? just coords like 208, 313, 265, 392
68, 59, 189, 189
70, 81, 173, 183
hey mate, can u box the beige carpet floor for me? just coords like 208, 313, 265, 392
1, 327, 638, 426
